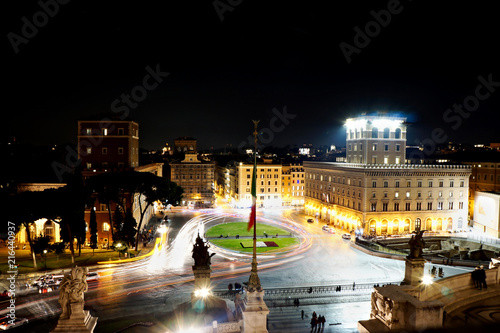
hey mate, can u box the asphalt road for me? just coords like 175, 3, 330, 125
5, 207, 473, 332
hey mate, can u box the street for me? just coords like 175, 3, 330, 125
5, 207, 473, 332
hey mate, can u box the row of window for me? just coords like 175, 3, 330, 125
372, 180, 464, 188
86, 128, 127, 136
348, 127, 402, 139
86, 162, 132, 169
348, 143, 402, 152
86, 147, 132, 155
474, 174, 500, 182
307, 173, 466, 189
370, 201, 464, 211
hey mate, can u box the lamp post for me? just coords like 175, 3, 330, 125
43, 249, 47, 269
117, 243, 122, 258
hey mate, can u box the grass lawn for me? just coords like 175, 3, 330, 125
205, 222, 289, 238
209, 237, 298, 253
0, 248, 139, 275
206, 221, 298, 253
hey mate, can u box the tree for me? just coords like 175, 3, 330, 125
32, 235, 52, 257
89, 207, 98, 255
112, 206, 124, 241
122, 209, 137, 248
86, 172, 121, 239
4, 190, 57, 269
124, 172, 183, 250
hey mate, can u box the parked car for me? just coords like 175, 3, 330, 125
307, 218, 314, 223
86, 272, 99, 281
342, 233, 351, 240
0, 317, 28, 330
322, 225, 329, 231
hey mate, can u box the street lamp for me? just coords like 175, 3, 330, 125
43, 249, 47, 269
116, 243, 122, 258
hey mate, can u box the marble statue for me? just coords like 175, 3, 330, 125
58, 266, 89, 319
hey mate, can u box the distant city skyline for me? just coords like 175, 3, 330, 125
5, 1, 499, 151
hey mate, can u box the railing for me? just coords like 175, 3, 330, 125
211, 281, 400, 301
355, 238, 408, 256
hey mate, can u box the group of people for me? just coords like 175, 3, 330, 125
309, 311, 326, 331
471, 265, 487, 290
227, 282, 243, 294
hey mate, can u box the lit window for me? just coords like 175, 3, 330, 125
86, 148, 92, 154
103, 222, 110, 232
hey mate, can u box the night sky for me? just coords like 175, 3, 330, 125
4, 1, 499, 151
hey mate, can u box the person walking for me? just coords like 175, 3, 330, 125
301, 309, 304, 320
479, 265, 487, 289
353, 281, 356, 290
321, 315, 326, 328
471, 267, 479, 289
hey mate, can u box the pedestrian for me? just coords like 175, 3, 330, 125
228, 283, 233, 294
479, 265, 487, 289
353, 281, 356, 290
310, 317, 316, 332
471, 266, 480, 289
322, 315, 326, 328
301, 309, 304, 320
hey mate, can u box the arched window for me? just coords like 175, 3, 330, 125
426, 218, 433, 231
395, 128, 401, 139
381, 219, 388, 234
44, 220, 54, 242
383, 128, 390, 139
447, 218, 453, 230
404, 219, 410, 232
372, 127, 378, 138
415, 218, 421, 231
392, 219, 399, 234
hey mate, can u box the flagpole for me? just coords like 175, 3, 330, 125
248, 119, 262, 292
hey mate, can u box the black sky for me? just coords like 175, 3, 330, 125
4, 0, 500, 150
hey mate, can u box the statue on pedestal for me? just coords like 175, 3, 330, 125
192, 233, 215, 268
53, 265, 97, 333
408, 230, 426, 259
58, 266, 88, 319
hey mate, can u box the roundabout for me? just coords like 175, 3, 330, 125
205, 221, 300, 253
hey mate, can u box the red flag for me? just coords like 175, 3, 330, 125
247, 161, 257, 231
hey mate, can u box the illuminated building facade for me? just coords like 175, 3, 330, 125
78, 119, 140, 174
281, 164, 305, 206
235, 163, 283, 208
170, 151, 215, 208
304, 115, 471, 235
463, 162, 500, 220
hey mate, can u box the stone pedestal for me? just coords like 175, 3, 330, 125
404, 257, 426, 286
52, 302, 97, 333
242, 289, 269, 333
191, 266, 212, 304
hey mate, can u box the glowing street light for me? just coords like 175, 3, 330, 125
194, 287, 211, 299
43, 249, 47, 269
422, 274, 433, 285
